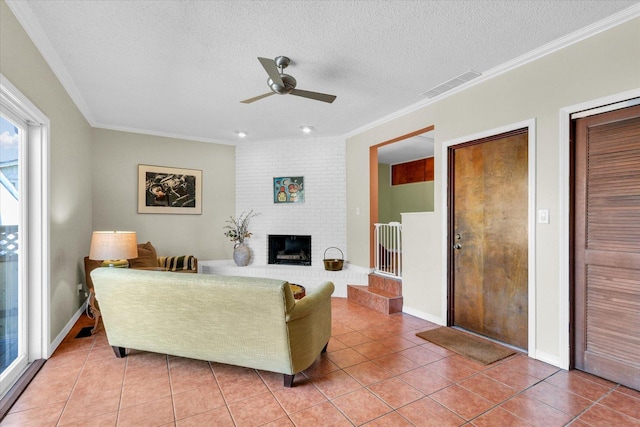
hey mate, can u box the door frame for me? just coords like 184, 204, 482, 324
559, 88, 640, 370
439, 119, 536, 357
0, 74, 50, 392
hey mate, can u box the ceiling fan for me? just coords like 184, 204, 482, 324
241, 56, 336, 104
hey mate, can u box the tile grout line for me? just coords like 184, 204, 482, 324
114, 350, 129, 426
561, 380, 629, 426
463, 375, 547, 426
167, 354, 178, 426
54, 332, 96, 427
451, 357, 551, 426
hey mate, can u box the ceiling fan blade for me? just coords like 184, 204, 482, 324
258, 57, 284, 87
240, 92, 275, 104
290, 89, 337, 104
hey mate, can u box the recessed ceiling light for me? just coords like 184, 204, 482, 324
300, 125, 314, 134
236, 131, 247, 138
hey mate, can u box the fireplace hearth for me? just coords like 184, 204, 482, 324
268, 235, 311, 266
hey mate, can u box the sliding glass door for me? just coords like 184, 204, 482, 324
0, 111, 27, 397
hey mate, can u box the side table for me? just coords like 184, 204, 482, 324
289, 284, 306, 300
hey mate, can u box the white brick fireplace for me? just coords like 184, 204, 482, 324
199, 136, 367, 297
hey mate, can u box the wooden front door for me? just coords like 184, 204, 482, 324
573, 104, 640, 390
449, 129, 528, 350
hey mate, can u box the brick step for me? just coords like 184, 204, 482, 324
347, 284, 403, 314
368, 273, 402, 296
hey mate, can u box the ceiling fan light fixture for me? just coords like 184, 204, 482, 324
300, 125, 314, 134
240, 56, 337, 104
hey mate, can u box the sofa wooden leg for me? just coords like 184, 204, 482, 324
88, 290, 101, 335
112, 346, 126, 358
90, 311, 101, 335
283, 374, 295, 387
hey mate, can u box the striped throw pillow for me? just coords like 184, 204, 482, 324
158, 255, 196, 272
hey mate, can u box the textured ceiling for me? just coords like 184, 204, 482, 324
378, 132, 434, 165
8, 0, 639, 146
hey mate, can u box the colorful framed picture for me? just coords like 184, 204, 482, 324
274, 177, 304, 203
138, 164, 202, 214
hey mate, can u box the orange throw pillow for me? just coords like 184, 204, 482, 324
128, 241, 158, 269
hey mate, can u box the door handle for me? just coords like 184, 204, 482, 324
453, 243, 462, 250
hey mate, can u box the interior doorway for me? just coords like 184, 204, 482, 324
448, 128, 529, 350
572, 101, 640, 390
377, 131, 435, 224
368, 126, 434, 267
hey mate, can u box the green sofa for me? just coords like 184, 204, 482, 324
91, 268, 334, 386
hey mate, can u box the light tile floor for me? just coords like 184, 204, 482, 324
2, 298, 639, 426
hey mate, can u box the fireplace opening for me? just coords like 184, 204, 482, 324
268, 235, 311, 266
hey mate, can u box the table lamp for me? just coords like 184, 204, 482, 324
89, 231, 138, 267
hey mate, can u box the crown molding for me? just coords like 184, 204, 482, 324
5, 0, 96, 126
344, 3, 640, 140
94, 123, 345, 146
93, 123, 237, 146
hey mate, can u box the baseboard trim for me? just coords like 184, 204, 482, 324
48, 299, 88, 356
402, 306, 445, 326
534, 349, 564, 370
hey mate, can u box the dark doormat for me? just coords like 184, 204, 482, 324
416, 327, 516, 365
74, 326, 93, 339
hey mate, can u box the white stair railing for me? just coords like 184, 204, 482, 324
374, 222, 402, 278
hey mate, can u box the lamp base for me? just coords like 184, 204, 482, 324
101, 259, 129, 268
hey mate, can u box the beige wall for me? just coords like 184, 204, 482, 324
1, 0, 93, 341
401, 212, 442, 322
348, 106, 436, 266
1, 0, 237, 344
347, 17, 640, 365
91, 129, 235, 260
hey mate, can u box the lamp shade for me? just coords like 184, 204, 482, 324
89, 231, 138, 261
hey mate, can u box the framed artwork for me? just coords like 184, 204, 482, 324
138, 164, 202, 214
274, 176, 304, 203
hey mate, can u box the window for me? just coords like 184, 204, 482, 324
0, 74, 49, 401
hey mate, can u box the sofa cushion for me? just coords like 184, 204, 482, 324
128, 241, 158, 268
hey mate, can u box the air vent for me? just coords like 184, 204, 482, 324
420, 70, 481, 98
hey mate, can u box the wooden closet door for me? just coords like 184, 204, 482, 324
574, 104, 640, 390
